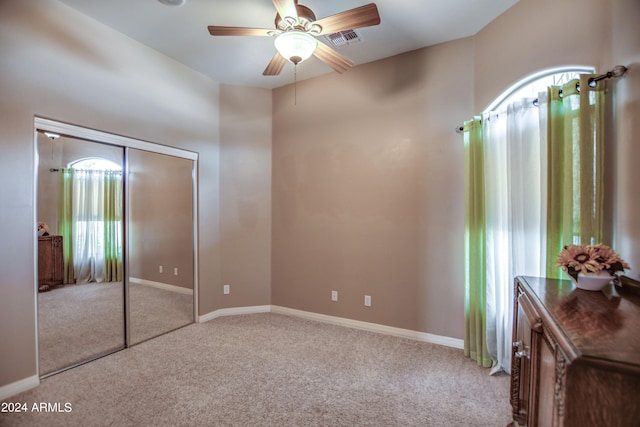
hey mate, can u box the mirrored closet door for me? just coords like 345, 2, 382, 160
127, 149, 195, 345
35, 118, 198, 377
36, 131, 126, 376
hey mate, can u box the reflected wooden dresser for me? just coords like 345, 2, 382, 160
511, 276, 640, 427
38, 235, 63, 290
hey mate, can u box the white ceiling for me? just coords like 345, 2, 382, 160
57, 0, 519, 89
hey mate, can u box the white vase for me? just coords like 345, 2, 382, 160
570, 272, 613, 291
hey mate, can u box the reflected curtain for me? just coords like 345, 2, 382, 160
58, 168, 75, 284
103, 172, 123, 282
58, 168, 123, 284
544, 75, 605, 278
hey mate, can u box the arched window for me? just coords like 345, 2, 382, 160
465, 65, 601, 375
484, 66, 595, 112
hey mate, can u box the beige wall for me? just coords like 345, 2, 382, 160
612, 0, 640, 280
219, 84, 272, 307
272, 39, 474, 336
0, 0, 220, 389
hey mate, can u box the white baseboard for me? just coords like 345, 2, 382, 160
198, 305, 271, 323
198, 305, 463, 349
0, 375, 39, 401
271, 306, 464, 349
129, 277, 193, 296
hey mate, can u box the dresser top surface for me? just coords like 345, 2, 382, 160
517, 276, 640, 368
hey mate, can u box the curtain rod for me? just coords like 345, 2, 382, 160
455, 65, 627, 134
49, 168, 122, 174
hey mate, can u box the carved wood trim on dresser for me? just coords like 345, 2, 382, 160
552, 348, 566, 426
511, 276, 640, 427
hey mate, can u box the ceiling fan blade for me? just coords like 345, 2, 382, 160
313, 41, 354, 74
263, 52, 287, 76
272, 0, 298, 21
208, 26, 274, 37
315, 3, 381, 35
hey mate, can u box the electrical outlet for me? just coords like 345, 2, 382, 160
159, 265, 163, 273
364, 295, 372, 307
223, 284, 230, 295
331, 290, 338, 301
174, 267, 178, 276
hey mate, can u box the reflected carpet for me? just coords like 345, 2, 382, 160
38, 282, 192, 375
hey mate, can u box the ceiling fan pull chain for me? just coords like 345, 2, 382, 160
294, 63, 297, 106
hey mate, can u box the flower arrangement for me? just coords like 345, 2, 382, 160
557, 243, 630, 282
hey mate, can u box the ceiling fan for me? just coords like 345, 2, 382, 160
207, 0, 381, 76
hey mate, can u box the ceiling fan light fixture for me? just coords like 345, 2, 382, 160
274, 31, 317, 65
158, 0, 186, 6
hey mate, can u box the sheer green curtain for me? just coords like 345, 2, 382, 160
463, 117, 491, 368
103, 172, 123, 282
58, 168, 75, 284
545, 75, 605, 278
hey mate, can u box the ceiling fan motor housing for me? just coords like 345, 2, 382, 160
275, 4, 317, 32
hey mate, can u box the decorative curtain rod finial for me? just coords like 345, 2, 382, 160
589, 65, 628, 87
611, 65, 628, 78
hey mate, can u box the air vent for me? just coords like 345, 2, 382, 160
324, 29, 362, 49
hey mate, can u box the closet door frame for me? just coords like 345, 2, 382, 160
33, 117, 199, 374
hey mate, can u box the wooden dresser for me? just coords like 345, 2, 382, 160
511, 276, 640, 427
38, 235, 64, 290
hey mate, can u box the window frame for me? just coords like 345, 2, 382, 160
484, 65, 596, 113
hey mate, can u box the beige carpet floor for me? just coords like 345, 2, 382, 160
2, 313, 511, 427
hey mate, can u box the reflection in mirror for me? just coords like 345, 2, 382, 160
37, 132, 125, 376
127, 149, 194, 344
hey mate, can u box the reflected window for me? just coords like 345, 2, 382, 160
62, 158, 123, 284
71, 158, 121, 171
